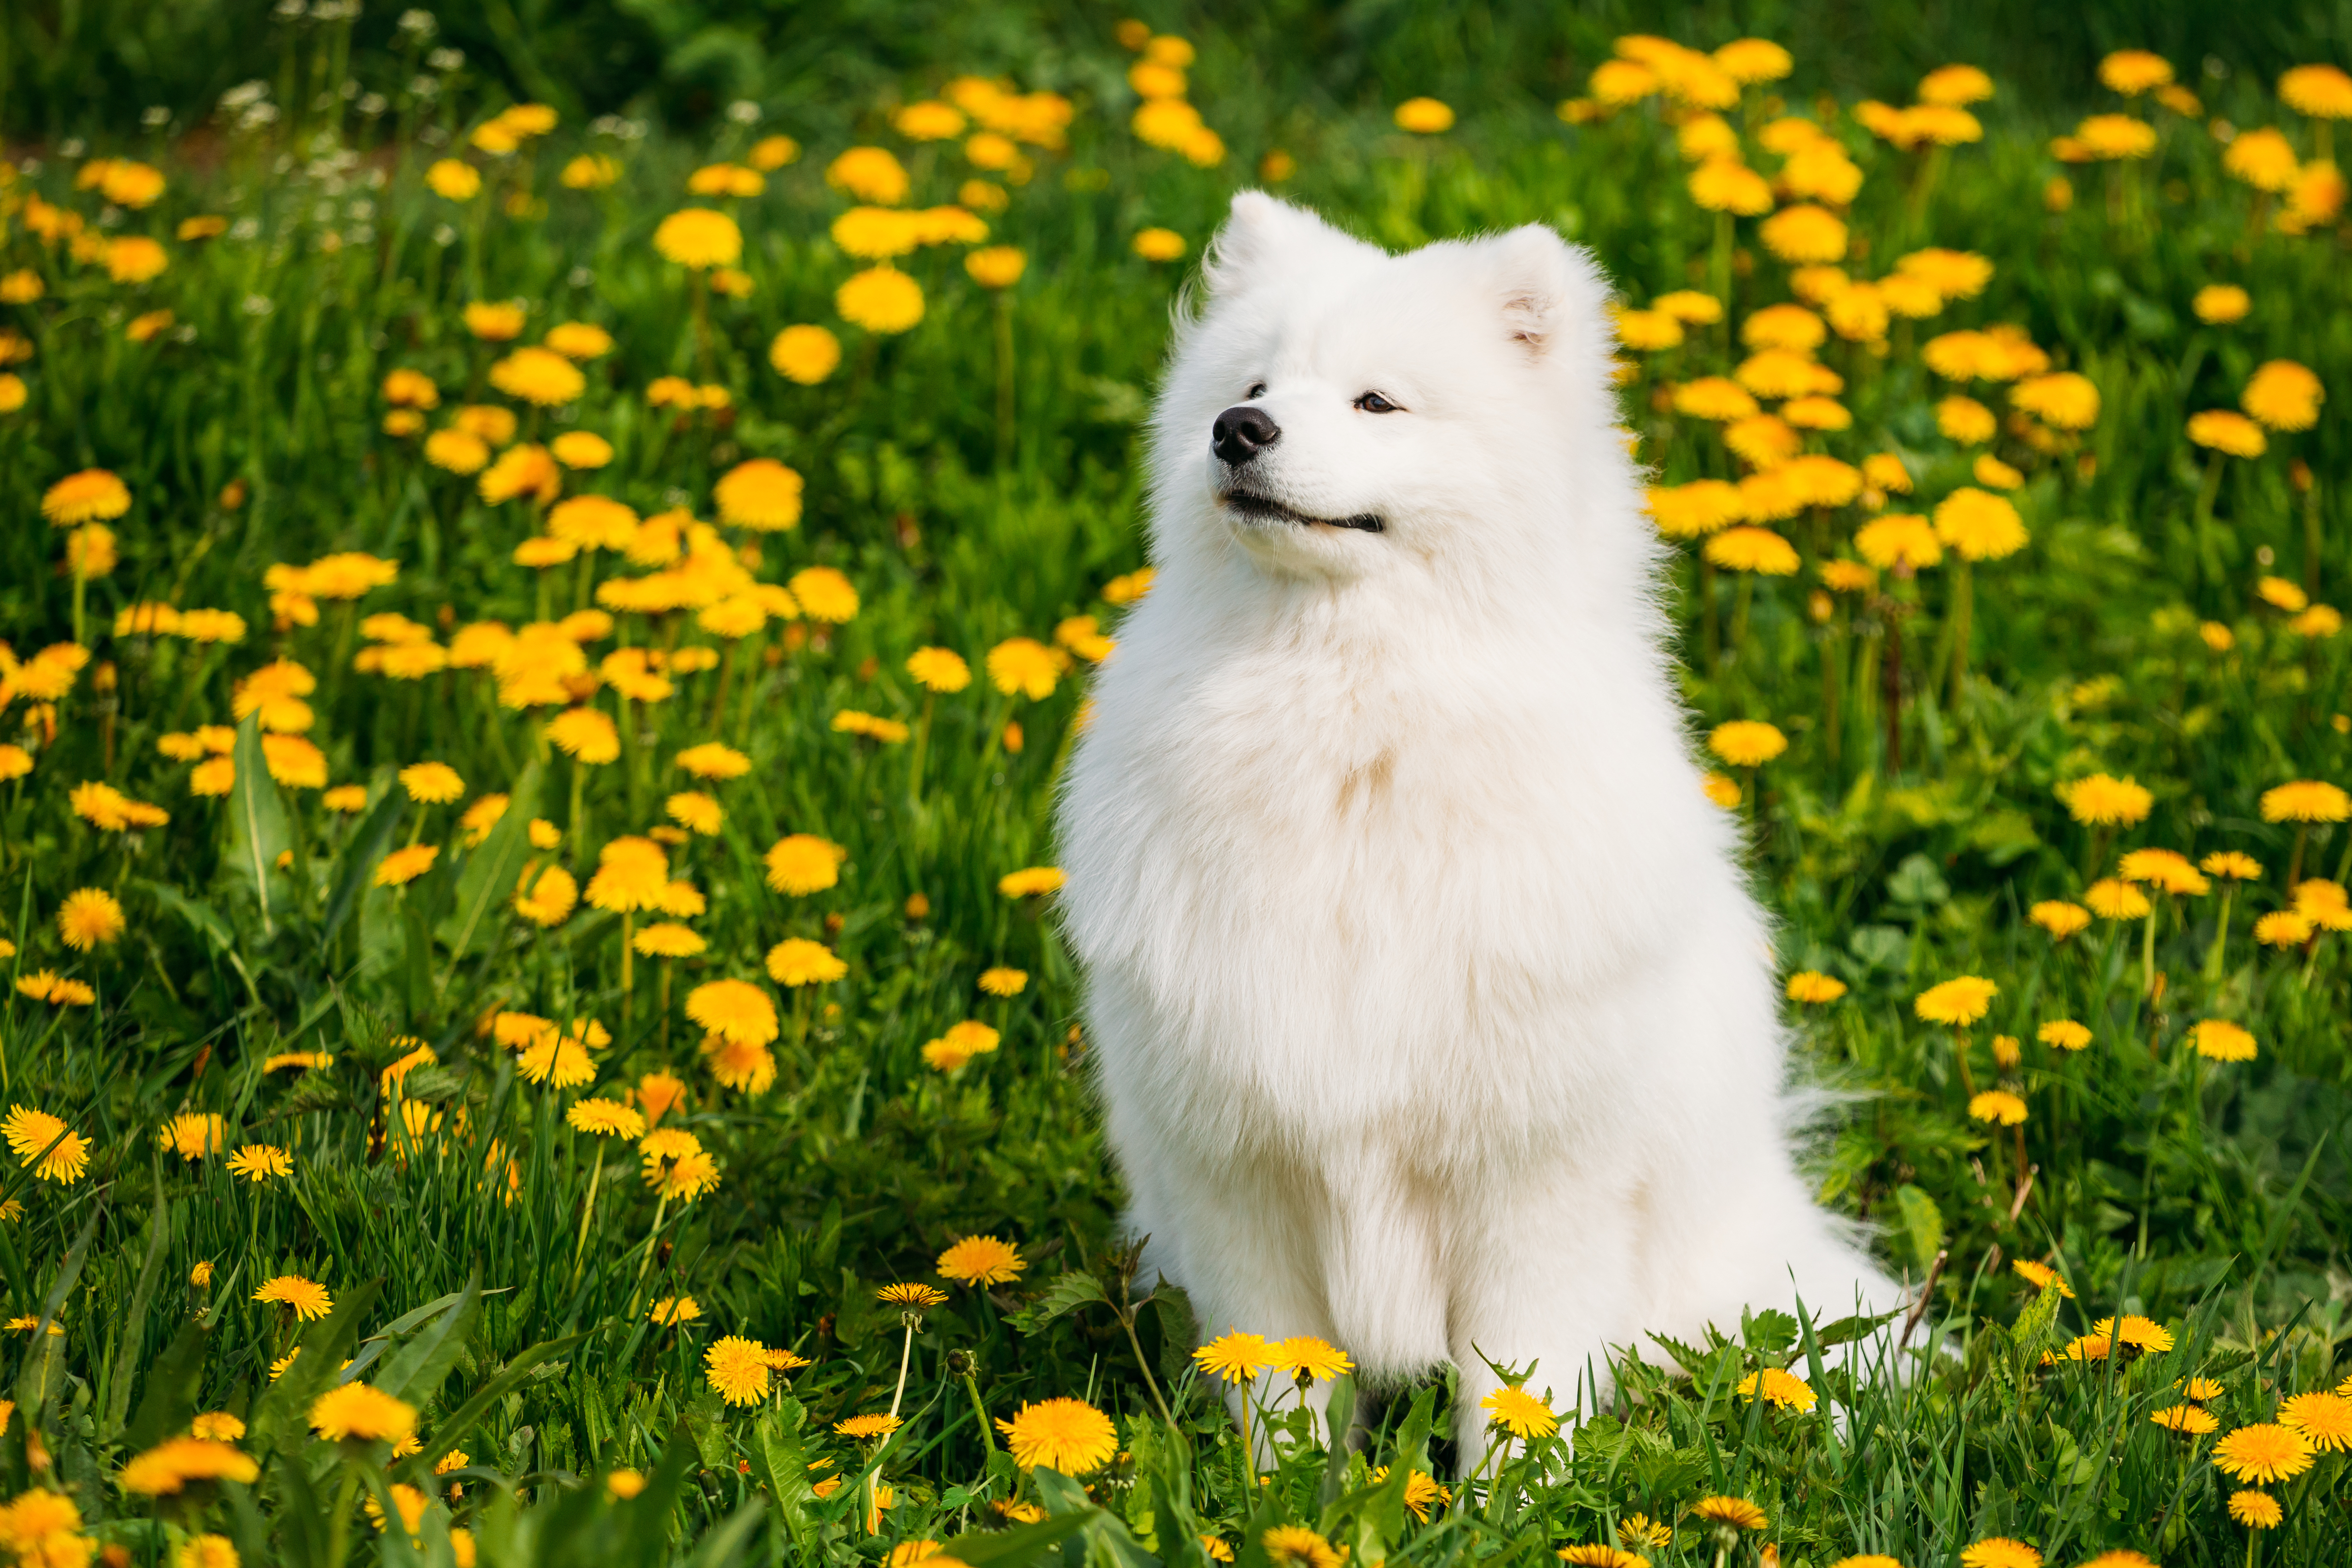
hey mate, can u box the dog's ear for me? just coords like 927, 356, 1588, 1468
1480, 224, 1590, 358
1204, 192, 1375, 296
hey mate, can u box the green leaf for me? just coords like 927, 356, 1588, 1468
400, 1329, 590, 1481
139, 879, 237, 952
16, 1208, 99, 1420
248, 1277, 386, 1455
437, 759, 540, 967
750, 1399, 821, 1549
683, 1383, 731, 1469
619, 1427, 705, 1562
1316, 1374, 1355, 1511
1643, 1330, 1714, 1377
1893, 1182, 1945, 1275
683, 1501, 769, 1568
1009, 1270, 1108, 1334
100, 1184, 172, 1441
124, 1314, 211, 1452
1814, 1309, 1902, 1347
1150, 1282, 1199, 1394
938, 1508, 1097, 1567
370, 1276, 479, 1407
223, 711, 292, 935
1740, 1308, 1798, 1355
319, 782, 403, 954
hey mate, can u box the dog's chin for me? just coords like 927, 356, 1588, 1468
1217, 487, 1384, 534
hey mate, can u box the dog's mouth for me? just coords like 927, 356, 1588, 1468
1218, 487, 1383, 534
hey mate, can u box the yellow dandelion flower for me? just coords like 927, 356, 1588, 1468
1261, 1528, 1343, 1568
704, 1336, 773, 1407
1736, 1367, 1817, 1411
1691, 1496, 1768, 1531
1969, 1090, 2028, 1126
2037, 1019, 2092, 1050
56, 888, 125, 951
1915, 975, 1997, 1026
308, 1382, 416, 1444
998, 1398, 1118, 1473
2058, 773, 2153, 826
2212, 1423, 2314, 1484
654, 208, 741, 269
1708, 720, 1787, 767
764, 834, 845, 895
253, 1275, 333, 1321
1956, 1541, 2040, 1568
2190, 1019, 2256, 1062
938, 1234, 1026, 1286
226, 1144, 292, 1183
1480, 1384, 1558, 1438
2278, 1392, 2352, 1452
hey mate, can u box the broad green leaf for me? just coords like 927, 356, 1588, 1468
249, 1277, 385, 1455
1814, 1308, 1903, 1347
124, 1314, 212, 1452
437, 758, 540, 967
16, 1208, 99, 1420
222, 711, 293, 934
751, 1399, 821, 1549
100, 1184, 172, 1440
1009, 1269, 1108, 1334
937, 1507, 1097, 1566
398, 1329, 589, 1480
139, 879, 237, 952
319, 781, 403, 953
1894, 1183, 1945, 1275
618, 1427, 705, 1561
370, 1276, 479, 1406
682, 1501, 769, 1568
1316, 1374, 1355, 1510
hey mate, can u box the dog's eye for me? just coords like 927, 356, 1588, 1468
1354, 391, 1401, 413
1246, 382, 1267, 400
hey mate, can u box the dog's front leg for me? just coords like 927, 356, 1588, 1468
1442, 1157, 1642, 1471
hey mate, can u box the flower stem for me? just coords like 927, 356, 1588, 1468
962, 1370, 996, 1452
1946, 557, 1974, 709
2193, 451, 2225, 586
569, 1141, 606, 1290
2206, 885, 2235, 983
627, 1191, 671, 1318
620, 910, 634, 1030
888, 1319, 915, 1420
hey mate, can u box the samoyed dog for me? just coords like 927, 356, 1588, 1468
1056, 193, 1895, 1437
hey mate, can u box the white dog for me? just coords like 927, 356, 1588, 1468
1056, 193, 1894, 1439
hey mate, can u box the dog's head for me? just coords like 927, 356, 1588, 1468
1148, 193, 1625, 591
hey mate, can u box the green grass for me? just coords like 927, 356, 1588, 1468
0, 13, 2348, 1568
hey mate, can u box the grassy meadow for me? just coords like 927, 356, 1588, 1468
1, 10, 2351, 1567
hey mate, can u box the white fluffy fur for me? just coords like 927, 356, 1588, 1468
1056, 194, 1895, 1434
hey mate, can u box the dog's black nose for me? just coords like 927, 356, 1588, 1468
1211, 405, 1280, 466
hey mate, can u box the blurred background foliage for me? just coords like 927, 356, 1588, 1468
7, 0, 2352, 144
